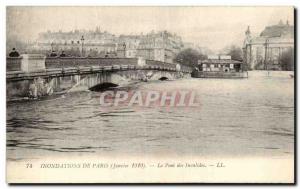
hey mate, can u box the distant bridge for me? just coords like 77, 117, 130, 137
6, 55, 192, 99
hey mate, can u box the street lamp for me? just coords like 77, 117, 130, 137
51, 42, 54, 51
64, 41, 67, 51
123, 42, 126, 57
81, 35, 85, 57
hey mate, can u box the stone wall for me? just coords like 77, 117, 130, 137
21, 54, 46, 72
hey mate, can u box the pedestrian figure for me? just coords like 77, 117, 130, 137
49, 50, 58, 57
8, 48, 20, 57
60, 51, 66, 57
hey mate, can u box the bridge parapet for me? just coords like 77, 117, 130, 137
45, 57, 138, 70
7, 55, 192, 79
180, 64, 193, 73
7, 57, 22, 72
21, 54, 46, 72
145, 60, 193, 73
7, 54, 46, 73
145, 60, 176, 71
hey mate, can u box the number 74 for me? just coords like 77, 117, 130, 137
26, 163, 32, 168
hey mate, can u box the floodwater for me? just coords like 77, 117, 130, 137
7, 71, 294, 160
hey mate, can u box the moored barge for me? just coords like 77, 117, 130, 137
192, 55, 248, 78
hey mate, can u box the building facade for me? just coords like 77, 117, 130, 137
31, 29, 185, 63
116, 31, 184, 64
243, 20, 294, 70
32, 27, 118, 57
116, 35, 141, 58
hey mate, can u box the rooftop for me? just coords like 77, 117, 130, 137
260, 20, 294, 38
199, 59, 242, 64
199, 55, 242, 64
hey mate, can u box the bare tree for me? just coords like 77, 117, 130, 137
222, 45, 243, 61
175, 48, 207, 67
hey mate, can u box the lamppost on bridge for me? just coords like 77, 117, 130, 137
50, 42, 54, 52
122, 42, 126, 57
64, 41, 67, 52
81, 35, 85, 57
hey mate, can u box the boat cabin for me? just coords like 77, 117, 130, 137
198, 55, 244, 73
192, 55, 247, 78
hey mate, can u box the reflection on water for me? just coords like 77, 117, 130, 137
7, 71, 294, 160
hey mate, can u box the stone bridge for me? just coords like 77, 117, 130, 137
7, 54, 192, 99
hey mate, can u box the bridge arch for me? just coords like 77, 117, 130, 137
89, 82, 118, 92
158, 76, 169, 81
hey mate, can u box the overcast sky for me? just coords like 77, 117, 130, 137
7, 6, 294, 52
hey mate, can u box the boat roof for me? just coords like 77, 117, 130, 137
199, 59, 243, 64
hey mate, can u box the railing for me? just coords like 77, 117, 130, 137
6, 57, 22, 71
145, 60, 176, 71
45, 57, 193, 72
145, 60, 193, 73
180, 64, 193, 73
45, 57, 139, 69
7, 56, 193, 75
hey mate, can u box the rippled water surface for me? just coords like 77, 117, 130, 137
7, 71, 294, 160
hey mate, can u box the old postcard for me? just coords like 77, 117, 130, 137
6, 6, 295, 183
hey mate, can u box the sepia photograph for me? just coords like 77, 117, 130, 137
5, 6, 295, 183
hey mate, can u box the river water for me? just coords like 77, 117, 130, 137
7, 71, 294, 160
